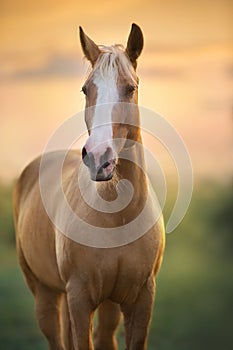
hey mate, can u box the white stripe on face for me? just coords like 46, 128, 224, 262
85, 71, 119, 167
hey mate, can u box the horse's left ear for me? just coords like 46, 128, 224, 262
126, 23, 144, 69
79, 26, 101, 66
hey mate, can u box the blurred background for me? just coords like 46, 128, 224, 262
0, 0, 232, 349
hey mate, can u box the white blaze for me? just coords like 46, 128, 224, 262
86, 71, 119, 167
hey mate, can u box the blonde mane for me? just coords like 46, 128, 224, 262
93, 45, 137, 84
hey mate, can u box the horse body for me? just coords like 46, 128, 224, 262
14, 24, 165, 350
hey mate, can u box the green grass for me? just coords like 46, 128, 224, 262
0, 181, 232, 349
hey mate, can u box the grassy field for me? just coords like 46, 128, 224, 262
0, 181, 232, 349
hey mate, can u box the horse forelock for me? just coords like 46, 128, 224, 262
93, 45, 137, 84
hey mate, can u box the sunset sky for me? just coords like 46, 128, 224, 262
0, 0, 232, 183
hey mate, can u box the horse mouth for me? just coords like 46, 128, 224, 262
91, 172, 113, 182
89, 159, 116, 182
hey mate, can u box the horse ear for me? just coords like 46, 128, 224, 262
79, 26, 101, 66
126, 23, 144, 69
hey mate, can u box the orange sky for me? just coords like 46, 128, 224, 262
0, 0, 232, 182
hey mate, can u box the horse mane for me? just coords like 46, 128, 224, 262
93, 45, 137, 84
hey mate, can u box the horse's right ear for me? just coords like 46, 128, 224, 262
126, 23, 144, 69
79, 27, 101, 66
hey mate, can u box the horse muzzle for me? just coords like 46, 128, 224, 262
82, 146, 116, 182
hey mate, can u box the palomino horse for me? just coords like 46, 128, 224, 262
13, 24, 165, 350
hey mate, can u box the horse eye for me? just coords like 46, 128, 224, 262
125, 84, 135, 96
81, 86, 88, 96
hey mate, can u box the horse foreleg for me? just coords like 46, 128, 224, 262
17, 244, 64, 350
67, 286, 95, 350
94, 299, 121, 350
61, 293, 75, 350
35, 283, 64, 350
121, 279, 155, 350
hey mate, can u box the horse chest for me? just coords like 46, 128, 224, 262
57, 224, 161, 305
96, 244, 156, 302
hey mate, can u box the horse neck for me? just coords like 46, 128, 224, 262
67, 128, 148, 225
96, 129, 148, 205
119, 135, 147, 189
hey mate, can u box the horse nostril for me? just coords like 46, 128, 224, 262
97, 162, 111, 175
82, 147, 87, 160
102, 161, 110, 169
82, 147, 90, 167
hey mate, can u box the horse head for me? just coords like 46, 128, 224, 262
80, 24, 143, 181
